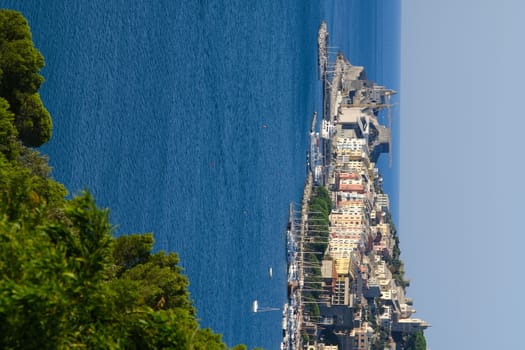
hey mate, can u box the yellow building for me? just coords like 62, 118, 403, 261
350, 322, 374, 350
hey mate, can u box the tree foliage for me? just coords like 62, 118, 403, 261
392, 330, 427, 350
405, 331, 427, 350
0, 10, 51, 147
0, 97, 17, 158
14, 91, 52, 147
0, 179, 240, 349
306, 185, 331, 256
112, 232, 154, 273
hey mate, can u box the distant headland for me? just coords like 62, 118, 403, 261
279, 21, 429, 350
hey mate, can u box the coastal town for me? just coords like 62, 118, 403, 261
277, 22, 429, 350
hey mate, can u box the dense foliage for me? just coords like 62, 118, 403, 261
306, 185, 331, 255
0, 185, 232, 349
385, 216, 410, 289
0, 10, 51, 147
0, 9, 254, 349
302, 185, 331, 317
405, 331, 427, 350
392, 330, 427, 350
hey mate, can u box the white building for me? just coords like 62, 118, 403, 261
391, 318, 430, 333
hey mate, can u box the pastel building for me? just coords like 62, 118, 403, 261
337, 172, 365, 193
336, 192, 367, 206
328, 238, 361, 259
332, 258, 351, 305
335, 137, 367, 151
350, 322, 374, 350
330, 207, 366, 227
375, 193, 390, 212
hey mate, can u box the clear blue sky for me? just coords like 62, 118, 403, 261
401, 1, 525, 349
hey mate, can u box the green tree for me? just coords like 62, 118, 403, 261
115, 252, 195, 313
16, 143, 52, 178
112, 233, 155, 273
0, 152, 66, 224
0, 191, 117, 349
0, 97, 17, 158
0, 10, 44, 95
0, 10, 51, 147
405, 331, 427, 350
231, 345, 247, 350
14, 92, 52, 146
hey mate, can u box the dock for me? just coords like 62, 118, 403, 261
282, 171, 313, 350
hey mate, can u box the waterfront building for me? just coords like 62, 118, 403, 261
337, 107, 369, 133
336, 191, 367, 203
391, 318, 430, 333
330, 209, 366, 227
335, 137, 367, 153
333, 258, 351, 305
375, 193, 390, 212
328, 241, 361, 259
336, 171, 366, 194
336, 154, 367, 170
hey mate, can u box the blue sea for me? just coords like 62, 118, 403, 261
2, 1, 399, 349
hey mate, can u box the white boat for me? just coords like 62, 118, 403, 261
269, 267, 273, 278
282, 303, 288, 330
252, 300, 258, 313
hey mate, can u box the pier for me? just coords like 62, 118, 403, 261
282, 170, 314, 350
281, 22, 329, 350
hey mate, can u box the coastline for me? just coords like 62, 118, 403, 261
281, 21, 428, 350
282, 171, 313, 350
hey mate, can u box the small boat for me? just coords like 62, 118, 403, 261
269, 267, 273, 278
252, 300, 258, 313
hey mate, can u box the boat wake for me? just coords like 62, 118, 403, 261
257, 307, 280, 313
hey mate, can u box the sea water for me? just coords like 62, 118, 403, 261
2, 1, 399, 349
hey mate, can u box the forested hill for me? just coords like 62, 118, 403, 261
0, 9, 254, 350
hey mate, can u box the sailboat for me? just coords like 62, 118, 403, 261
252, 299, 279, 313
